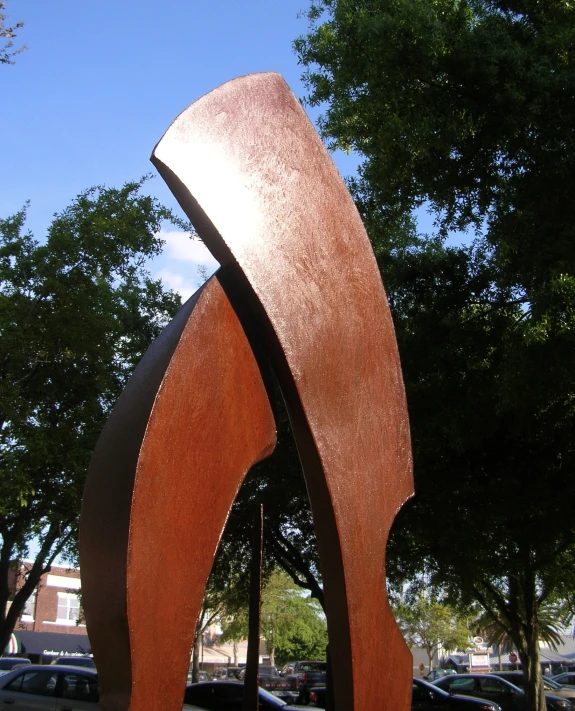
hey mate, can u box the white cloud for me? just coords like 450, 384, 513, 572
151, 230, 221, 301
156, 269, 199, 302
159, 230, 220, 272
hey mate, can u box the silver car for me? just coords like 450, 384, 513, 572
0, 658, 31, 677
0, 664, 98, 710
0, 664, 205, 710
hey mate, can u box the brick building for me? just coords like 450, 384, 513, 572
9, 563, 91, 663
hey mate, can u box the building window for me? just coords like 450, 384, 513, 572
56, 592, 79, 624
21, 591, 36, 621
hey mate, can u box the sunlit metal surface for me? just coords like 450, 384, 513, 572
80, 72, 413, 711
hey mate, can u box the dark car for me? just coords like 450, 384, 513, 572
0, 657, 31, 676
51, 655, 96, 668
433, 673, 573, 711
236, 665, 295, 699
493, 672, 575, 702
309, 686, 326, 707
413, 678, 502, 710
237, 665, 281, 680
306, 679, 502, 710
184, 680, 308, 710
213, 666, 242, 680
187, 669, 212, 683
425, 669, 458, 682
0, 663, 99, 708
553, 675, 575, 689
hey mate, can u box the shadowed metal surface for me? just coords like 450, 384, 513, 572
79, 275, 276, 711
152, 72, 414, 711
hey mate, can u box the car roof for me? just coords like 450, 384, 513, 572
435, 673, 521, 686
492, 672, 522, 679
415, 677, 503, 709
0, 664, 97, 687
187, 680, 242, 687
414, 678, 450, 693
12, 664, 97, 675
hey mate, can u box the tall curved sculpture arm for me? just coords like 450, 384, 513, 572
152, 72, 414, 711
79, 275, 276, 711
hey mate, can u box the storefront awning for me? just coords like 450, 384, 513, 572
16, 630, 91, 657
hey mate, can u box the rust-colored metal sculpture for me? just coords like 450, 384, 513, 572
80, 73, 414, 711
80, 277, 276, 711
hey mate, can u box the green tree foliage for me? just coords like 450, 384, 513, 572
0, 1, 24, 65
394, 595, 470, 670
261, 570, 327, 667
191, 538, 258, 680
0, 179, 185, 651
474, 599, 569, 656
223, 383, 323, 610
384, 237, 574, 711
296, 2, 575, 710
219, 570, 327, 668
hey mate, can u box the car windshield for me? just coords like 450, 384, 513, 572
545, 678, 562, 689
258, 667, 279, 676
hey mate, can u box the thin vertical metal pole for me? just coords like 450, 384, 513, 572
243, 504, 263, 711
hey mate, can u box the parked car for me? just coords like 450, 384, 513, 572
0, 657, 31, 676
433, 672, 573, 711
0, 663, 210, 711
279, 661, 327, 704
0, 663, 99, 709
187, 669, 212, 683
213, 666, 241, 680
237, 665, 294, 699
413, 678, 502, 710
51, 656, 96, 668
306, 679, 502, 710
553, 675, 575, 689
493, 672, 575, 702
425, 669, 458, 681
309, 686, 326, 707
184, 680, 310, 710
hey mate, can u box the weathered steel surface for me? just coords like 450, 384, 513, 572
152, 72, 414, 711
79, 276, 276, 711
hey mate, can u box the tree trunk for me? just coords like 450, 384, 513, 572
520, 638, 546, 711
520, 568, 546, 711
269, 647, 275, 668
0, 531, 16, 649
0, 522, 65, 652
502, 570, 546, 711
426, 647, 434, 671
233, 641, 239, 666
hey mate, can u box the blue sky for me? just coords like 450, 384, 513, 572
2, 0, 362, 297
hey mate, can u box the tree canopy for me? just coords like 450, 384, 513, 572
394, 595, 470, 670
223, 382, 323, 609
295, 2, 575, 710
0, 1, 24, 65
219, 569, 327, 668
0, 178, 186, 651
